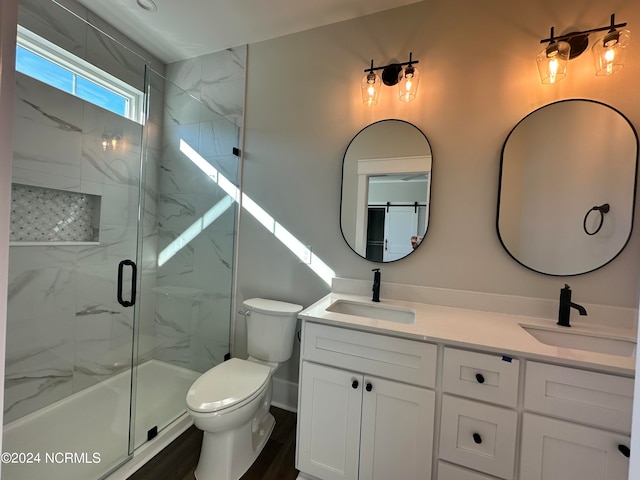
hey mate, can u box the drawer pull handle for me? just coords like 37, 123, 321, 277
472, 433, 482, 444
475, 373, 485, 384
365, 382, 373, 392
618, 444, 630, 458
352, 380, 359, 389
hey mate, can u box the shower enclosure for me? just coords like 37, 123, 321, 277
3, 1, 241, 478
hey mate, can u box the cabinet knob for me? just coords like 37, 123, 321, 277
352, 380, 359, 389
618, 444, 631, 458
472, 433, 482, 444
365, 382, 373, 392
475, 373, 485, 384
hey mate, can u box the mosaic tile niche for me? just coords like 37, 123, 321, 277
10, 184, 101, 243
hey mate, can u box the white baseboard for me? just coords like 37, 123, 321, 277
271, 377, 298, 412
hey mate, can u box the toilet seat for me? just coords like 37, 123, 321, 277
186, 358, 271, 414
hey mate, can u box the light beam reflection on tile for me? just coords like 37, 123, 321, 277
157, 139, 334, 286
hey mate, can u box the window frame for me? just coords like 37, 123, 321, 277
16, 25, 144, 124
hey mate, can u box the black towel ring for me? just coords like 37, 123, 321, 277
583, 203, 610, 236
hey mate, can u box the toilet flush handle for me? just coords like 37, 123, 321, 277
238, 309, 251, 317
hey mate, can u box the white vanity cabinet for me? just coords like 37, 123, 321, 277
297, 322, 437, 480
438, 347, 520, 479
296, 309, 635, 480
519, 362, 633, 480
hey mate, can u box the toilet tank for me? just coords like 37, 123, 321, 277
244, 298, 303, 363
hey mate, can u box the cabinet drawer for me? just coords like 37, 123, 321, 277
438, 461, 498, 480
442, 348, 519, 407
439, 395, 517, 479
303, 322, 437, 388
524, 362, 633, 434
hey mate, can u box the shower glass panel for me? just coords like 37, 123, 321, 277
3, 2, 240, 478
3, 1, 145, 478
132, 68, 238, 449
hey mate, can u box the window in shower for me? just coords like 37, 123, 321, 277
15, 26, 143, 123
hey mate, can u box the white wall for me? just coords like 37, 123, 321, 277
236, 0, 640, 385
0, 0, 17, 461
368, 179, 428, 205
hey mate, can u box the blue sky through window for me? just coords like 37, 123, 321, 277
16, 45, 128, 118
16, 46, 74, 93
76, 77, 127, 116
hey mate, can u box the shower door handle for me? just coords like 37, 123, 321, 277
117, 259, 137, 307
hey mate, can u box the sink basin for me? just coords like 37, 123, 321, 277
521, 325, 636, 357
326, 300, 415, 324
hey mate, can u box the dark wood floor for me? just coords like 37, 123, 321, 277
128, 407, 299, 480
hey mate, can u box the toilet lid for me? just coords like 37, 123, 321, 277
186, 358, 271, 413
243, 298, 303, 316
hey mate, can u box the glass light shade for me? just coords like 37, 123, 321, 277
592, 29, 631, 76
102, 134, 120, 150
536, 41, 570, 84
398, 65, 420, 102
361, 71, 381, 106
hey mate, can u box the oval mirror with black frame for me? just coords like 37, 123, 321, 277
497, 99, 638, 276
340, 119, 433, 263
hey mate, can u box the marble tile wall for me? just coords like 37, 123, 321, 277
155, 50, 245, 372
5, 71, 152, 423
3, 0, 166, 425
17, 0, 165, 90
135, 72, 164, 365
5, 0, 245, 423
165, 47, 246, 128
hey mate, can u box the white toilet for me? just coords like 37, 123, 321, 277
186, 298, 302, 480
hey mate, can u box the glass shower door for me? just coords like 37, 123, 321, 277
130, 67, 239, 449
3, 1, 145, 478
4, 74, 143, 479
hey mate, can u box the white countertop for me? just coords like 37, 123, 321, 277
299, 292, 636, 376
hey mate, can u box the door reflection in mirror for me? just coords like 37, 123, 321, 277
341, 119, 433, 263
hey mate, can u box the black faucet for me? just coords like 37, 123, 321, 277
372, 268, 381, 302
557, 284, 587, 327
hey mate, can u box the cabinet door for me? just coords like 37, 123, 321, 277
520, 413, 630, 480
359, 376, 435, 480
297, 362, 362, 480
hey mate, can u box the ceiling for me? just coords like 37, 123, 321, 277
74, 0, 422, 64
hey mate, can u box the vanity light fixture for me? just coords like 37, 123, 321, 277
398, 54, 420, 102
592, 15, 631, 76
536, 28, 571, 84
102, 134, 121, 151
362, 60, 381, 106
537, 14, 630, 84
361, 53, 420, 106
